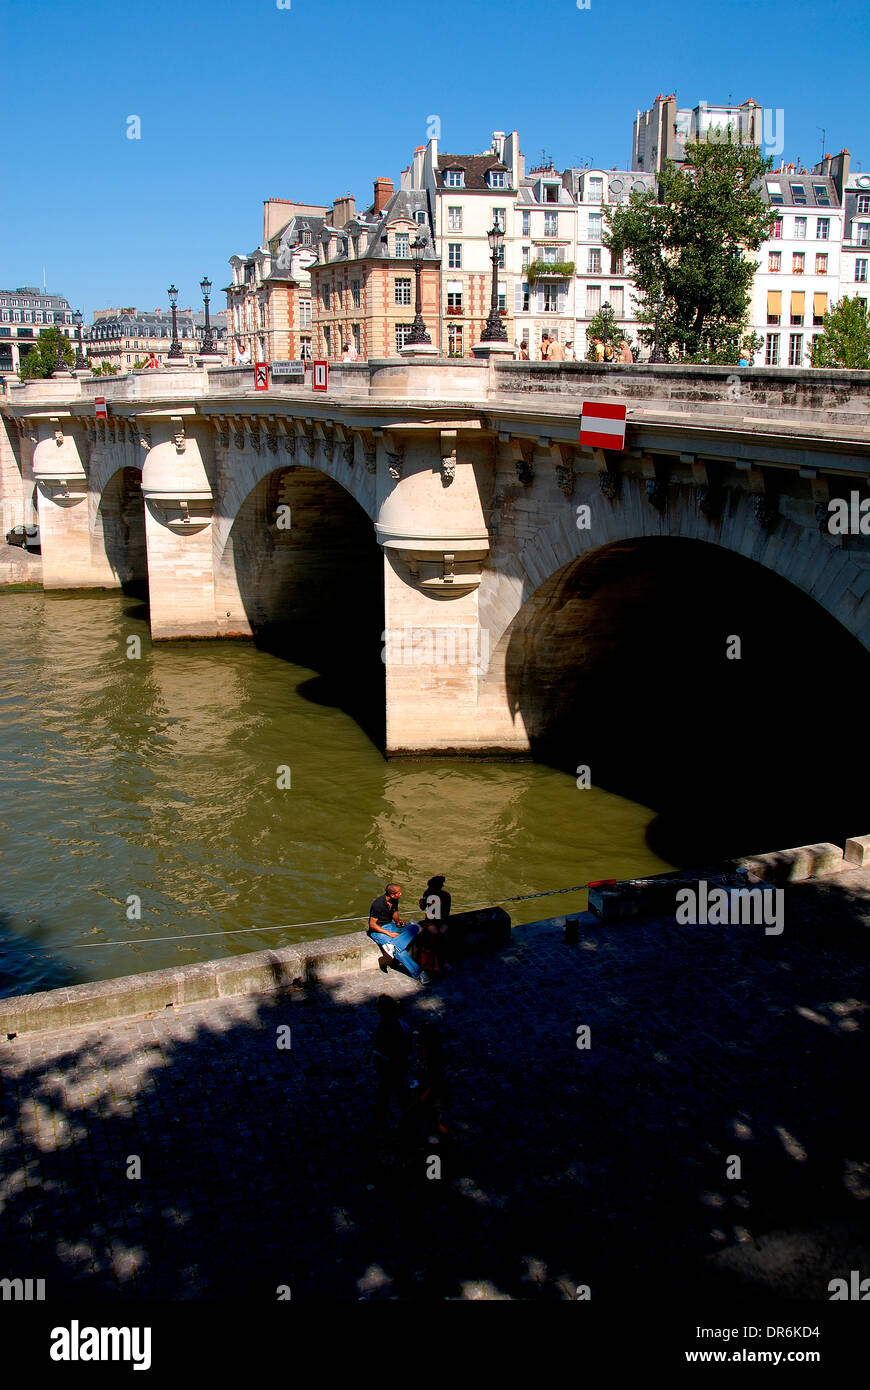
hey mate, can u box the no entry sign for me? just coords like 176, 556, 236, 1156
94, 396, 108, 419
579, 401, 627, 451
254, 362, 269, 391
312, 360, 328, 392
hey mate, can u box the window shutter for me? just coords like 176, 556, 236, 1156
514, 282, 525, 312
557, 287, 567, 313
536, 288, 545, 312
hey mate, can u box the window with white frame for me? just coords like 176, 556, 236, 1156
610, 286, 624, 316
772, 216, 783, 238
446, 280, 463, 312
539, 283, 566, 313
588, 248, 601, 273
394, 277, 412, 306
793, 216, 807, 238
414, 210, 426, 224
792, 252, 805, 273
444, 169, 465, 188
447, 323, 463, 355
448, 243, 462, 269
856, 259, 869, 282
857, 224, 870, 246
299, 298, 312, 327
588, 213, 602, 240
586, 285, 601, 315
352, 324, 361, 353
395, 323, 413, 350
815, 253, 828, 274
447, 206, 463, 231
522, 245, 530, 268
514, 281, 530, 313
788, 333, 803, 366
816, 218, 830, 239
492, 208, 506, 232
858, 195, 870, 215
588, 176, 603, 202
522, 211, 530, 236
394, 233, 410, 258
497, 280, 507, 312
487, 170, 506, 188
544, 211, 558, 236
323, 285, 331, 309
351, 280, 361, 308
768, 251, 781, 272
765, 333, 780, 365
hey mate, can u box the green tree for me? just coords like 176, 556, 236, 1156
584, 307, 635, 362
811, 295, 870, 369
90, 361, 119, 377
19, 325, 75, 380
604, 136, 777, 363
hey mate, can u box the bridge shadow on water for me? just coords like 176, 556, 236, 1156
505, 538, 870, 867
1, 876, 869, 1302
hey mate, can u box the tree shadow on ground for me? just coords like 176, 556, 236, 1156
1, 874, 869, 1301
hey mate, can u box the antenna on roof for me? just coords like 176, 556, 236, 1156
818, 127, 826, 161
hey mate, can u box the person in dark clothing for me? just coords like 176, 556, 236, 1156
368, 882, 428, 983
371, 995, 412, 1126
417, 874, 453, 973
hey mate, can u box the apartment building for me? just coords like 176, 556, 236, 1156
564, 166, 655, 356
85, 307, 228, 370
633, 93, 763, 174
226, 198, 328, 364
405, 131, 520, 356
310, 179, 440, 359
511, 161, 577, 354
0, 287, 74, 375
839, 166, 870, 312
749, 154, 847, 366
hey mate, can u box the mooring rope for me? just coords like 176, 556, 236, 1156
68, 881, 595, 949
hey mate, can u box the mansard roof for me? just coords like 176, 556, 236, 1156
436, 153, 512, 190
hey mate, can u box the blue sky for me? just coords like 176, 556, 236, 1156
1, 0, 866, 318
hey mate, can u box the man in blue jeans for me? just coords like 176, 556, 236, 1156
368, 883, 430, 985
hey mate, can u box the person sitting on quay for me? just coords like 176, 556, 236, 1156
416, 874, 453, 975
368, 882, 430, 985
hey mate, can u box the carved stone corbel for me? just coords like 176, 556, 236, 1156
754, 493, 778, 532
343, 438, 355, 467
171, 416, 186, 454
217, 420, 230, 451
551, 442, 575, 497
298, 421, 315, 458
598, 469, 617, 500
265, 418, 279, 453
386, 441, 404, 480
51, 417, 64, 448
281, 421, 297, 457
511, 438, 535, 486
646, 478, 668, 511
232, 416, 246, 450
315, 422, 336, 462
440, 430, 457, 486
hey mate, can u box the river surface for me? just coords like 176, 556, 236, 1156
0, 590, 672, 997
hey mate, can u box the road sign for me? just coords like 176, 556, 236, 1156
579, 401, 626, 451
312, 360, 328, 392
94, 396, 108, 419
254, 362, 269, 391
271, 360, 305, 379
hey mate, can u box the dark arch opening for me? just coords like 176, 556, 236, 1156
98, 467, 148, 599
228, 465, 384, 747
506, 536, 870, 865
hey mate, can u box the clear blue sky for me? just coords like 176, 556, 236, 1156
1, 0, 866, 318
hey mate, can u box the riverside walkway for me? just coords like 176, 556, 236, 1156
1, 872, 869, 1302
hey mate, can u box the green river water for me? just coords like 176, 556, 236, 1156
0, 589, 672, 997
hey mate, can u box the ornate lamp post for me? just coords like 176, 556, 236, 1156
480, 223, 508, 343
72, 309, 87, 370
167, 284, 184, 361
199, 276, 216, 356
650, 298, 665, 363
405, 234, 432, 347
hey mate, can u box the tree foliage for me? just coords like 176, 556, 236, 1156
604, 137, 777, 363
584, 308, 635, 361
811, 295, 870, 369
90, 361, 119, 377
19, 326, 75, 380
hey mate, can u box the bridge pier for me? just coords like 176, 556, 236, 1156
141, 414, 219, 638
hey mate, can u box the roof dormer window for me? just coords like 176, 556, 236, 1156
444, 168, 465, 188
487, 170, 506, 188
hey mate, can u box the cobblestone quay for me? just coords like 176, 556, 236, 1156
1, 871, 869, 1301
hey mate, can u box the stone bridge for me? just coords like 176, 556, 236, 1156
2, 358, 869, 755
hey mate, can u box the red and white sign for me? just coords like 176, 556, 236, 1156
254, 362, 269, 391
312, 360, 328, 392
94, 396, 108, 420
579, 401, 627, 451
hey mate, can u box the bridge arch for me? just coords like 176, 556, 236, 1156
96, 464, 147, 593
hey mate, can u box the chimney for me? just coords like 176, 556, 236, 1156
373, 176, 394, 213
331, 194, 356, 228
492, 130, 505, 160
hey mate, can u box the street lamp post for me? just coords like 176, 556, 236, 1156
650, 298, 665, 363
167, 285, 184, 361
480, 223, 508, 343
72, 310, 88, 370
405, 235, 433, 347
199, 276, 216, 356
